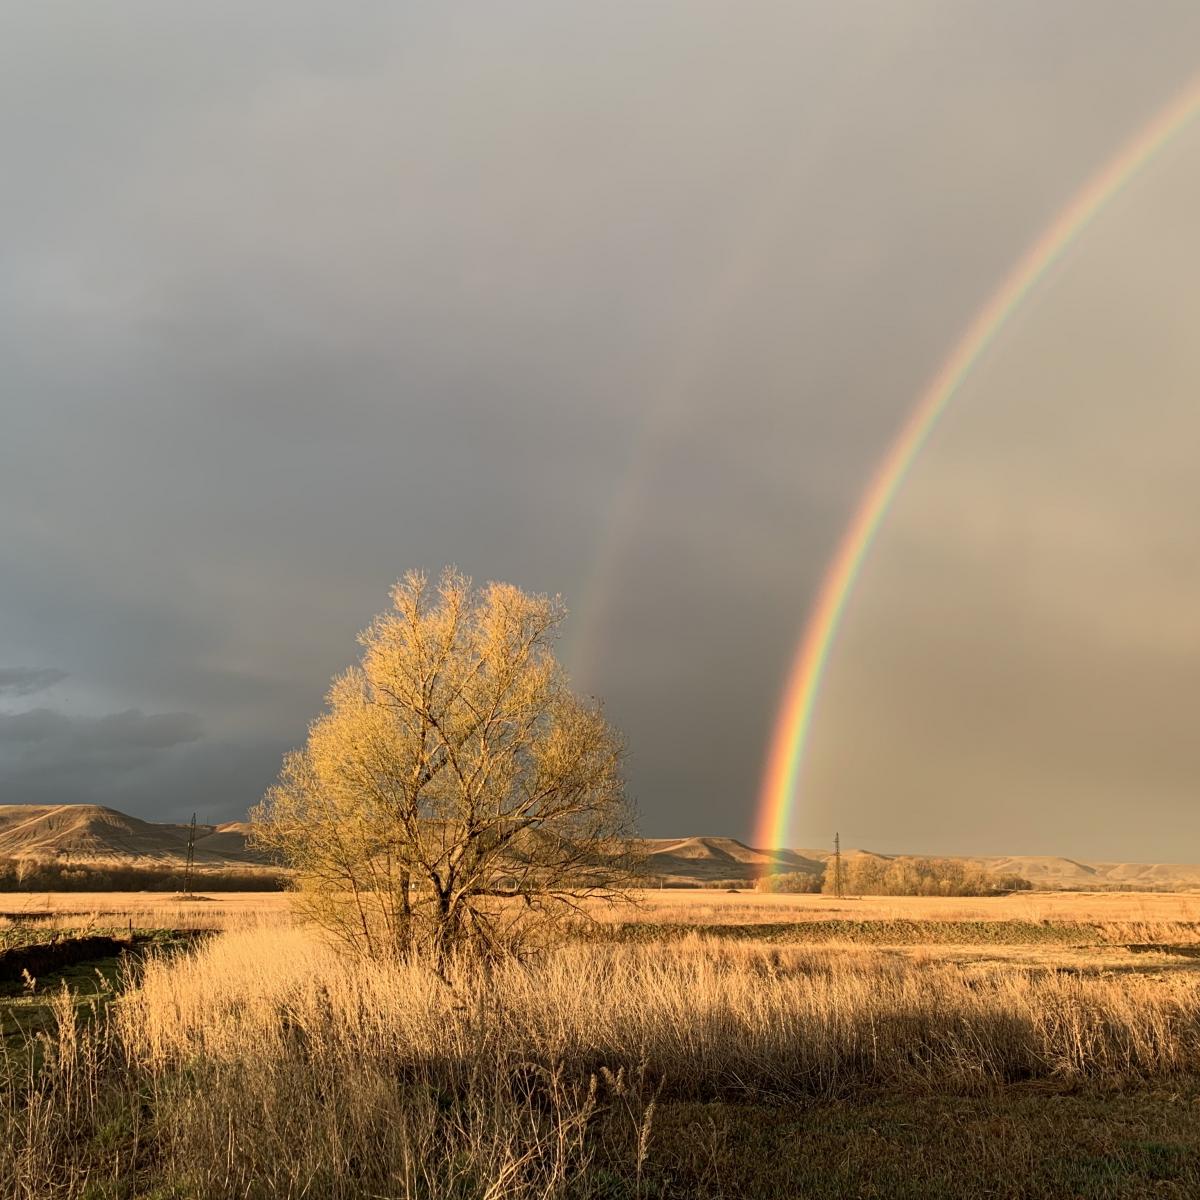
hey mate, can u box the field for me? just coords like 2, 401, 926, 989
9, 882, 1200, 925
6, 889, 1200, 1198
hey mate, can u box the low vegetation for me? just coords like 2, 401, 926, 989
0, 857, 287, 893
755, 870, 823, 893
6, 910, 1200, 1197
755, 856, 1032, 896
826, 854, 1032, 896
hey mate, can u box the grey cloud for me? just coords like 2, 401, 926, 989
0, 667, 67, 696
0, 705, 206, 810
0, 708, 203, 750
3, 2, 1200, 851
798, 137, 1200, 861
0, 733, 278, 821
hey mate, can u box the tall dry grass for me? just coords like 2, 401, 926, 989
7, 923, 1200, 1197
123, 927, 1200, 1093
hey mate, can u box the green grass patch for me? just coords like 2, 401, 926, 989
0, 929, 200, 1052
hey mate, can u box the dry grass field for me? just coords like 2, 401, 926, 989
0, 891, 291, 938
9, 883, 1200, 926
7, 889, 1200, 1198
613, 887, 1200, 922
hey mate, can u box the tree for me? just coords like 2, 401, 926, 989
755, 870, 824, 894
822, 854, 1032, 897
251, 568, 638, 965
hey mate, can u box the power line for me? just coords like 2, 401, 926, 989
184, 812, 197, 897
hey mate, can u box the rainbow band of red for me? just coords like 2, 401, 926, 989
754, 76, 1200, 852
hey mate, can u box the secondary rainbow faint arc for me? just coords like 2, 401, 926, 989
754, 76, 1200, 852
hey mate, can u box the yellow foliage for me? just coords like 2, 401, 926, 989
251, 569, 637, 962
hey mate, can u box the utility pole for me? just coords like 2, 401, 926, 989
833, 831, 844, 899
184, 812, 197, 897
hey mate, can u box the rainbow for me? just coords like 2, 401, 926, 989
754, 76, 1200, 852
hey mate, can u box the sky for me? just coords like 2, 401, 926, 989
3, 2, 1200, 860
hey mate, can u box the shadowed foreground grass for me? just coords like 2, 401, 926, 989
6, 925, 1200, 1198
624, 1089, 1200, 1199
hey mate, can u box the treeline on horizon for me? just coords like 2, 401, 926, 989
758, 856, 1034, 896
0, 857, 289, 892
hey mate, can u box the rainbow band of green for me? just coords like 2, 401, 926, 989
754, 76, 1200, 852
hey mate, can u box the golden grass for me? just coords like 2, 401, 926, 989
8, 891, 1200, 1196
119, 926, 1200, 1090
0, 890, 292, 935
595, 887, 1200, 924
8, 885, 1200, 929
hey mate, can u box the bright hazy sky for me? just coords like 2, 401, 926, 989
3, 2, 1200, 859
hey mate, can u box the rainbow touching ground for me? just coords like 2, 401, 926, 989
755, 75, 1200, 852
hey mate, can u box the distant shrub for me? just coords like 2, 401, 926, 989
989, 873, 1036, 894
825, 856, 1032, 897
0, 857, 289, 892
757, 870, 825, 894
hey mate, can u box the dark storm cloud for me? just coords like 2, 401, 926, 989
0, 708, 202, 752
4, 2, 1200, 854
0, 706, 207, 809
0, 668, 67, 697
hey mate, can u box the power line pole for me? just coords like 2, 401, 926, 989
184, 812, 197, 897
833, 831, 843, 899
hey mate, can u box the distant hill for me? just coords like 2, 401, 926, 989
0, 805, 269, 864
640, 837, 826, 884
960, 854, 1200, 891
638, 838, 1200, 891
1, 805, 1199, 889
